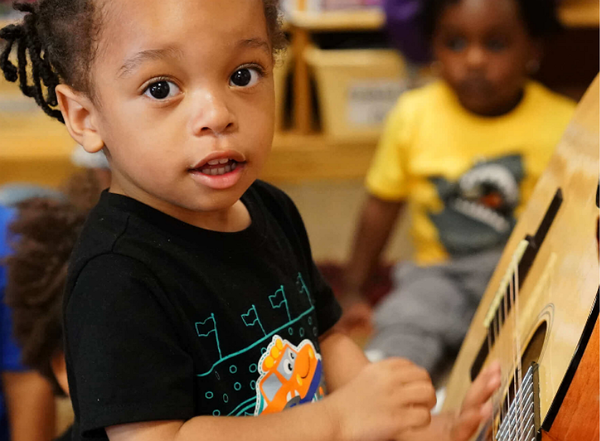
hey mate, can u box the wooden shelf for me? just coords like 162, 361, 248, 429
2, 2, 597, 38
0, 117, 73, 159
262, 132, 377, 182
0, 114, 76, 187
1, 3, 595, 188
559, 2, 599, 27
0, 130, 378, 187
286, 4, 597, 31
287, 8, 385, 32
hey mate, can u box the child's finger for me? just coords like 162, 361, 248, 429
479, 400, 493, 420
462, 361, 501, 411
450, 408, 484, 441
451, 400, 496, 441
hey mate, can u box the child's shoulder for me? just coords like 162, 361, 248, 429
526, 81, 576, 116
247, 180, 307, 237
386, 80, 451, 123
66, 193, 140, 281
405, 80, 448, 102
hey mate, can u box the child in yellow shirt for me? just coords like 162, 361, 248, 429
343, 0, 575, 382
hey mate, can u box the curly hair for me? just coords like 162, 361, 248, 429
0, 0, 286, 123
4, 197, 86, 395
3, 168, 104, 395
60, 168, 106, 212
421, 0, 562, 40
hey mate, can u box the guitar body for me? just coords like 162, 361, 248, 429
442, 76, 599, 441
540, 315, 599, 441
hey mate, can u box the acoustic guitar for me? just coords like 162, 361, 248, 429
442, 76, 599, 441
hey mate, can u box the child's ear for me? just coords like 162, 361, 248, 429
55, 84, 105, 154
527, 40, 544, 74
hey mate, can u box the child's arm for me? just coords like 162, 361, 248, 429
3, 371, 56, 441
319, 330, 369, 391
339, 195, 406, 330
106, 357, 436, 441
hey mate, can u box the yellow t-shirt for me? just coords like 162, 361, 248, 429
366, 80, 575, 266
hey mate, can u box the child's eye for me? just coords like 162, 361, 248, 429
144, 80, 181, 100
445, 37, 467, 52
229, 67, 262, 88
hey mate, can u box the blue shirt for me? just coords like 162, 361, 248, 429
0, 206, 29, 441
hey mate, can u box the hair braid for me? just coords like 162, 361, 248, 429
0, 1, 64, 122
0, 24, 21, 82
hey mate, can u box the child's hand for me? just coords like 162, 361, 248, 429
324, 358, 436, 441
450, 361, 502, 441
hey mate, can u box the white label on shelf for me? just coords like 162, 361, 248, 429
306, 0, 323, 11
347, 80, 406, 126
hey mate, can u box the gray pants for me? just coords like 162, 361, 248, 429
367, 247, 503, 383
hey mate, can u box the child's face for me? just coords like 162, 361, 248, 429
87, 0, 275, 219
432, 0, 540, 116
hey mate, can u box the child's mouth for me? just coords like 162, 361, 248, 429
191, 159, 240, 176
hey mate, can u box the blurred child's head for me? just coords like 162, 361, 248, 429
422, 0, 561, 116
5, 196, 89, 397
1, 0, 285, 221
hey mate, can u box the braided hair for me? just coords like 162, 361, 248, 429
0, 0, 286, 124
0, 2, 63, 121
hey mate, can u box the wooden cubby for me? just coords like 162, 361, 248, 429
0, 1, 598, 187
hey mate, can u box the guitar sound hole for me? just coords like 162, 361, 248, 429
521, 321, 547, 371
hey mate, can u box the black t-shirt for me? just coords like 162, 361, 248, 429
63, 181, 341, 440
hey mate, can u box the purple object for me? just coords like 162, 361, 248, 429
383, 0, 432, 64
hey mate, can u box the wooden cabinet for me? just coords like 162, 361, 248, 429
0, 2, 598, 187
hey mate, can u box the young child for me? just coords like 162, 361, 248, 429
341, 0, 576, 382
1, 1, 500, 440
0, 205, 56, 441
4, 168, 113, 441
5, 196, 89, 441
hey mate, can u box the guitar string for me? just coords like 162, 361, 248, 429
504, 277, 511, 440
510, 272, 519, 441
496, 302, 504, 439
487, 326, 497, 441
514, 262, 524, 441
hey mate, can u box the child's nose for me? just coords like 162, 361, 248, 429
465, 45, 486, 70
189, 90, 235, 136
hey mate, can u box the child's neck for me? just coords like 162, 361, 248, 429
109, 182, 251, 233
169, 200, 252, 233
463, 88, 525, 118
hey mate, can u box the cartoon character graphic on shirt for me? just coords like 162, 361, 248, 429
254, 336, 325, 415
428, 154, 524, 256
